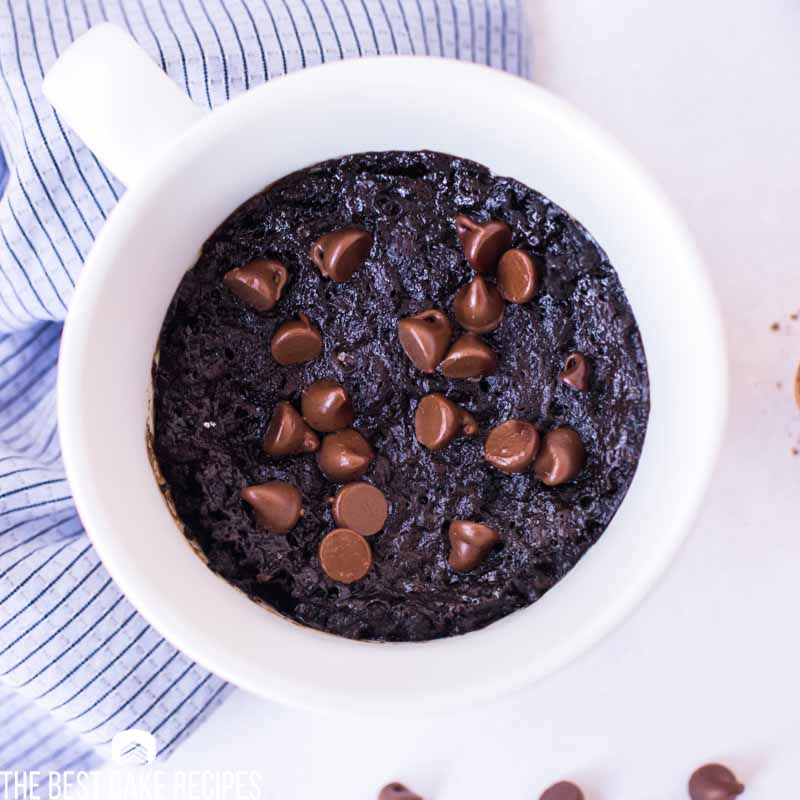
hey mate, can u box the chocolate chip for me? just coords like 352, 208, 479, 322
484, 420, 540, 474
329, 482, 388, 536
689, 764, 744, 800
310, 228, 372, 282
378, 783, 423, 800
448, 520, 499, 572
453, 275, 504, 334
270, 313, 323, 365
559, 352, 590, 392
397, 309, 452, 373
318, 429, 374, 482
263, 401, 319, 456
301, 379, 354, 432
439, 333, 497, 379
319, 528, 372, 583
497, 248, 538, 303
533, 427, 586, 485
455, 215, 512, 273
414, 393, 477, 450
240, 481, 303, 533
223, 258, 288, 311
539, 781, 584, 800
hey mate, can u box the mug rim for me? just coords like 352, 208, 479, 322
57, 56, 727, 713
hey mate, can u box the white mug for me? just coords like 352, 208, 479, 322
43, 24, 726, 715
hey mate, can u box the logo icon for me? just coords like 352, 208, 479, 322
111, 729, 158, 766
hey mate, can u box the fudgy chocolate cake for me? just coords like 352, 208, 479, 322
152, 150, 649, 642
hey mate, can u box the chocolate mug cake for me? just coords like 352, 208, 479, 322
151, 150, 650, 642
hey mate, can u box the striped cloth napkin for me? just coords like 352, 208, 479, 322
0, 0, 529, 777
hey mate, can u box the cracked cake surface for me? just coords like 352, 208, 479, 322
152, 150, 650, 642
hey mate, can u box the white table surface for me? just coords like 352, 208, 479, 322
97, 1, 800, 797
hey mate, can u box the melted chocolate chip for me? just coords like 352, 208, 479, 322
453, 275, 505, 334
448, 520, 499, 572
397, 309, 452, 373
454, 215, 512, 273
301, 379, 354, 432
270, 313, 323, 365
497, 248, 538, 303
329, 482, 388, 536
414, 393, 477, 450
689, 764, 744, 800
310, 228, 372, 282
484, 420, 540, 474
533, 427, 586, 486
559, 352, 590, 392
262, 402, 319, 457
317, 429, 374, 482
378, 783, 423, 800
319, 528, 372, 583
240, 481, 303, 533
539, 781, 585, 800
439, 333, 497, 379
223, 258, 288, 311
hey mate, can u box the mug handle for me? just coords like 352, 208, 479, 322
42, 23, 207, 187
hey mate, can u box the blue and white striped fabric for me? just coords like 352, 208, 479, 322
0, 0, 529, 779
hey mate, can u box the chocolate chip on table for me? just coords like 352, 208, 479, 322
533, 427, 586, 486
378, 783, 423, 800
439, 333, 497, 379
310, 228, 372, 282
223, 258, 288, 311
454, 214, 512, 273
319, 528, 372, 583
301, 379, 354, 433
318, 428, 374, 482
497, 248, 538, 303
453, 275, 505, 334
539, 781, 585, 800
397, 309, 452, 373
448, 520, 499, 572
559, 352, 590, 392
795, 362, 800, 411
689, 764, 744, 800
263, 401, 319, 456
329, 482, 388, 536
484, 419, 540, 474
270, 313, 323, 365
240, 481, 303, 534
415, 393, 478, 450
